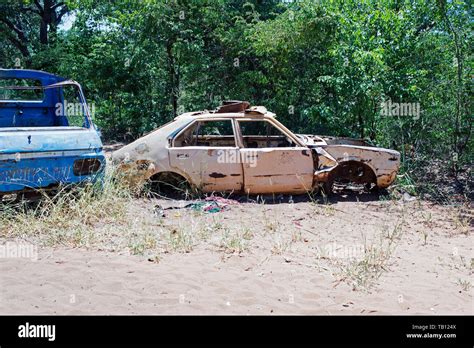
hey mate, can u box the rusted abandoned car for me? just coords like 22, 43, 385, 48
112, 101, 400, 195
0, 69, 105, 200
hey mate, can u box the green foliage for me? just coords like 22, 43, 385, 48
0, 0, 472, 193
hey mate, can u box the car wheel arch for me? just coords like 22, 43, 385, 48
324, 160, 378, 193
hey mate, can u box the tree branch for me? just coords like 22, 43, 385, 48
51, 2, 65, 11
55, 5, 69, 25
3, 30, 30, 58
34, 0, 44, 16
21, 6, 41, 15
0, 16, 26, 40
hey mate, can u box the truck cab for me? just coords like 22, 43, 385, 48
0, 69, 105, 199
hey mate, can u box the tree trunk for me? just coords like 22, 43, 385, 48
39, 0, 53, 45
166, 41, 179, 118
442, 6, 464, 175
358, 107, 365, 139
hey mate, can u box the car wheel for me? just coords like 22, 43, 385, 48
323, 161, 376, 194
146, 172, 196, 199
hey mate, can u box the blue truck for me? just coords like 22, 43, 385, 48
0, 69, 105, 200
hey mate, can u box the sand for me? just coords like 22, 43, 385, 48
0, 196, 472, 314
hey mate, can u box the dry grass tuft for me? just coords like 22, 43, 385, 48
0, 166, 133, 248
336, 222, 404, 291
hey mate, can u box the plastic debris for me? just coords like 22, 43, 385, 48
154, 195, 239, 216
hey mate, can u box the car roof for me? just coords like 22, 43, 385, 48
174, 106, 276, 121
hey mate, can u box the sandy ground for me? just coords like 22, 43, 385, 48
0, 194, 472, 315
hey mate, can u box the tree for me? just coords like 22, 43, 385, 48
0, 0, 69, 66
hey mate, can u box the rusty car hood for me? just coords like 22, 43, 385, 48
296, 134, 373, 147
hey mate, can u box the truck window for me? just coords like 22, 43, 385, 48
56, 85, 90, 128
0, 80, 90, 129
0, 78, 44, 101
